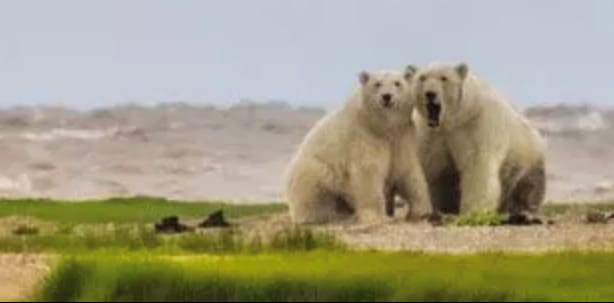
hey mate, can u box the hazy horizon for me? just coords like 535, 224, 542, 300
0, 0, 613, 110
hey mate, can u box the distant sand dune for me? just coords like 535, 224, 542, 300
0, 102, 611, 203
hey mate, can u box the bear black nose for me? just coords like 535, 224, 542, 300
425, 91, 437, 102
382, 94, 392, 102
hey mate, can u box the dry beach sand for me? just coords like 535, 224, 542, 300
0, 254, 49, 302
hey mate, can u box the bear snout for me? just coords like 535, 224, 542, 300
380, 94, 394, 108
425, 91, 438, 103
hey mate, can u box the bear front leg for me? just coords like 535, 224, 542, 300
459, 159, 501, 214
397, 154, 433, 221
353, 188, 387, 224
350, 172, 388, 224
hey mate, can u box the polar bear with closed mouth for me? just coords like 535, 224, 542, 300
412, 63, 546, 216
286, 68, 432, 224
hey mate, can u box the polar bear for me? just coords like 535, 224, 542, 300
286, 68, 432, 224
412, 63, 546, 215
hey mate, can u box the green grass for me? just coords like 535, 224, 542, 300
0, 196, 290, 253
0, 225, 344, 254
453, 211, 507, 226
35, 251, 614, 301
1, 198, 613, 253
0, 196, 611, 225
0, 196, 285, 224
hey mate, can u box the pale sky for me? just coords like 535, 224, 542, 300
0, 0, 612, 109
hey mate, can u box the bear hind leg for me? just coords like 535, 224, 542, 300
289, 183, 354, 224
509, 160, 546, 214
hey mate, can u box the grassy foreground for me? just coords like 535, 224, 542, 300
0, 226, 343, 254
36, 251, 614, 302
0, 196, 285, 224
2, 198, 614, 253
0, 196, 290, 253
2, 198, 614, 301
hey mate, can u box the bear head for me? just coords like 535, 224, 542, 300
358, 67, 417, 126
412, 63, 471, 129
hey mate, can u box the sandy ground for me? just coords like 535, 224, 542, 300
0, 102, 613, 204
237, 208, 614, 254
0, 254, 49, 302
337, 221, 614, 253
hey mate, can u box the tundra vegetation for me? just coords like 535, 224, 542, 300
1, 196, 614, 301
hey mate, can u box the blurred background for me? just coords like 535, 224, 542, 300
0, 0, 612, 203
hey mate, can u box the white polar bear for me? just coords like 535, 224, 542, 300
412, 63, 546, 215
286, 68, 432, 224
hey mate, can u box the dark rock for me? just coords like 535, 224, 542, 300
12, 225, 39, 236
155, 215, 191, 233
198, 210, 231, 228
586, 211, 613, 224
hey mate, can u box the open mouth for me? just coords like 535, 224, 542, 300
381, 99, 394, 109
426, 102, 441, 127
427, 120, 439, 127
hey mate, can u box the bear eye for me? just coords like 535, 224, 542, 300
394, 81, 401, 88
440, 76, 448, 82
419, 75, 426, 82
374, 82, 382, 88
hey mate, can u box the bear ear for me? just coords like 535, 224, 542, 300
404, 65, 418, 81
455, 63, 469, 80
359, 71, 370, 85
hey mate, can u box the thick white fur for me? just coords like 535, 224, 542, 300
286, 70, 431, 224
413, 63, 545, 214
